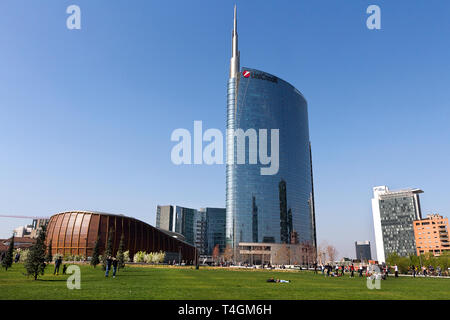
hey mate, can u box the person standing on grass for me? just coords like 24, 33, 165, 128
14, 251, 20, 263
105, 256, 113, 277
112, 257, 118, 278
54, 256, 62, 275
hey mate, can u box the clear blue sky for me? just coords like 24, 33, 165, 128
1, 0, 449, 259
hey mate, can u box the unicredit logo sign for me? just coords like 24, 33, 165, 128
242, 70, 278, 83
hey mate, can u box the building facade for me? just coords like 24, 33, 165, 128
372, 186, 423, 262
194, 209, 208, 256
13, 218, 49, 239
355, 240, 372, 261
156, 205, 197, 246
206, 207, 226, 255
226, 7, 316, 260
156, 205, 174, 232
238, 242, 315, 266
414, 214, 449, 256
174, 206, 196, 245
46, 211, 196, 262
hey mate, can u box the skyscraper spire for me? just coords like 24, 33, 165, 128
229, 4, 240, 79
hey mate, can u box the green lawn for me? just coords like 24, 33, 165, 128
0, 263, 449, 300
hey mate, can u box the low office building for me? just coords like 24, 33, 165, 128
238, 242, 315, 266
414, 214, 449, 256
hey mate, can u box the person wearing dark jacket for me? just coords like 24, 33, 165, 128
54, 256, 62, 275
112, 257, 118, 278
105, 256, 113, 277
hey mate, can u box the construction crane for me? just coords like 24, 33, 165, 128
0, 215, 49, 220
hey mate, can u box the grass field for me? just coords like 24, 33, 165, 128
0, 263, 449, 300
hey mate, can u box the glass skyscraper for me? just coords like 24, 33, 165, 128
226, 6, 316, 259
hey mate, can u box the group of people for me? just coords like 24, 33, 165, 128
318, 263, 392, 278
105, 256, 118, 278
319, 264, 361, 278
53, 256, 68, 275
52, 255, 120, 278
410, 265, 443, 277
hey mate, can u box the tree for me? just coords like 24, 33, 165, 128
212, 244, 220, 264
2, 234, 14, 270
24, 226, 47, 280
317, 242, 327, 265
278, 244, 290, 265
223, 245, 233, 263
101, 229, 114, 270
302, 242, 316, 267
116, 234, 125, 269
326, 245, 338, 263
45, 240, 53, 263
91, 237, 101, 268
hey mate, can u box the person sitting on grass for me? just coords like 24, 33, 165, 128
266, 277, 290, 283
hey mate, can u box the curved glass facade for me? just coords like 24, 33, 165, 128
46, 211, 196, 261
226, 67, 316, 256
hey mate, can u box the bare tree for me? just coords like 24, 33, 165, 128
326, 245, 338, 264
223, 245, 233, 263
212, 244, 220, 264
317, 241, 328, 264
302, 241, 316, 267
277, 244, 290, 265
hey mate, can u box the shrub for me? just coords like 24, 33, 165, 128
133, 251, 146, 263
144, 252, 153, 264
123, 250, 130, 263
155, 251, 165, 264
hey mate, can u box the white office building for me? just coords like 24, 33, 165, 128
372, 186, 423, 263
